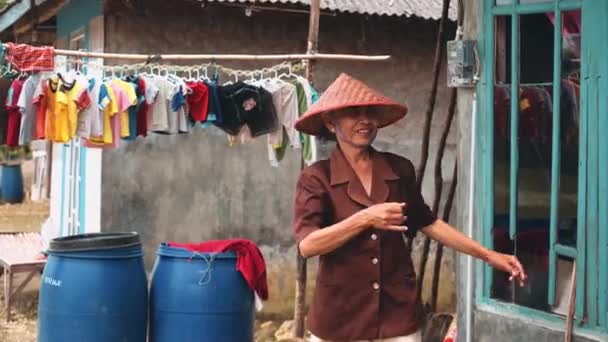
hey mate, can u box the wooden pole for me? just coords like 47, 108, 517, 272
305, 0, 321, 81
417, 88, 457, 299
564, 262, 577, 342
415, 0, 452, 192
431, 162, 458, 312
294, 0, 320, 338
409, 0, 452, 252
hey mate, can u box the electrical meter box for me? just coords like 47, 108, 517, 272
447, 40, 476, 87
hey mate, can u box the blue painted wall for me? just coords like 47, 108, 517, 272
56, 0, 102, 43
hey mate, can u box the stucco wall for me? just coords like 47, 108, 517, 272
100, 0, 457, 319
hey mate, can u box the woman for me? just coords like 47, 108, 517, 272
293, 74, 526, 342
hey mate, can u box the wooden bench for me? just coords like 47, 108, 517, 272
0, 232, 47, 321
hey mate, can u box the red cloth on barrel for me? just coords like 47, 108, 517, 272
168, 239, 268, 300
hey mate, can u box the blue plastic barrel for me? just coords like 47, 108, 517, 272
38, 233, 148, 342
149, 243, 254, 342
1, 164, 24, 203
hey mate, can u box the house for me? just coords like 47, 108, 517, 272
454, 0, 607, 341
0, 0, 459, 321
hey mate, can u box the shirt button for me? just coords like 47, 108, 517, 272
372, 282, 380, 290
371, 233, 378, 240
372, 257, 379, 265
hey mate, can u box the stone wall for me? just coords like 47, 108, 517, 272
101, 0, 457, 319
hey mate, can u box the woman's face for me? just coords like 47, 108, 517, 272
324, 107, 379, 148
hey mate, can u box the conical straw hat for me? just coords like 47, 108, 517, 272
295, 73, 408, 136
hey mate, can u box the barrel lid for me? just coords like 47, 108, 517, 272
49, 232, 141, 252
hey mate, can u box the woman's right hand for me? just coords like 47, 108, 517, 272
357, 202, 408, 232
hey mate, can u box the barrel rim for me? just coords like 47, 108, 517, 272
48, 232, 141, 252
157, 243, 238, 259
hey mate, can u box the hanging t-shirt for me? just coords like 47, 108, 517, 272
90, 82, 119, 146
294, 77, 319, 166
216, 82, 278, 137
147, 75, 176, 134
123, 76, 145, 141
110, 79, 138, 139
261, 79, 299, 167
75, 76, 103, 139
264, 79, 300, 148
17, 74, 46, 145
291, 80, 309, 138
204, 79, 223, 127
185, 81, 209, 123
5, 79, 25, 147
136, 78, 149, 137
45, 75, 91, 143
296, 76, 319, 165
141, 75, 160, 133
33, 76, 49, 140
214, 82, 247, 136
0, 78, 11, 145
250, 87, 278, 137
167, 75, 189, 134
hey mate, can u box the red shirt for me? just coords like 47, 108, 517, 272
185, 81, 209, 122
5, 79, 25, 147
34, 85, 47, 140
137, 78, 148, 137
168, 239, 268, 300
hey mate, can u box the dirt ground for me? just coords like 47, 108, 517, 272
0, 290, 38, 342
0, 160, 47, 342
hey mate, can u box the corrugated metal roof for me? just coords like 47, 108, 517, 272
205, 0, 458, 20
0, 0, 20, 14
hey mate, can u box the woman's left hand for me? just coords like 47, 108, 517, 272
485, 251, 527, 287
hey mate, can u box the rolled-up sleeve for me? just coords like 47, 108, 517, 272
403, 160, 437, 238
293, 170, 329, 243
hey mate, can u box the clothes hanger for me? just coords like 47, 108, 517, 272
186, 68, 193, 82
277, 65, 293, 80
223, 71, 237, 86
203, 66, 211, 82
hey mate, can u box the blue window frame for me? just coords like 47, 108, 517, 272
477, 0, 607, 335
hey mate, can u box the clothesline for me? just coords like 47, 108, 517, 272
1, 56, 325, 167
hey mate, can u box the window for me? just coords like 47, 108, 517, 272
69, 27, 85, 50
69, 27, 86, 71
481, 0, 606, 331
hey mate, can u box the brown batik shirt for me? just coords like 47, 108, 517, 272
293, 147, 437, 341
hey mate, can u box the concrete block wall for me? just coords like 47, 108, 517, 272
101, 0, 457, 319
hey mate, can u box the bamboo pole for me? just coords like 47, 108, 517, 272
3, 45, 389, 62
294, 0, 320, 338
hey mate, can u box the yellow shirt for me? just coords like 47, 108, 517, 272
46, 76, 90, 143
110, 79, 137, 138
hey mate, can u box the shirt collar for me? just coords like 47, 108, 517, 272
329, 147, 400, 207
